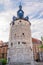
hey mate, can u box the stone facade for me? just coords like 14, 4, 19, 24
7, 19, 34, 64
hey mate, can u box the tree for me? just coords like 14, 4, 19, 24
0, 59, 7, 65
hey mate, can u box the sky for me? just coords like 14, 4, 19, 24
0, 0, 43, 42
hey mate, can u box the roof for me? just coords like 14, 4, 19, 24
32, 38, 42, 44
0, 41, 3, 46
0, 41, 8, 47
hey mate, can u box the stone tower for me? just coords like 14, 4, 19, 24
7, 5, 34, 65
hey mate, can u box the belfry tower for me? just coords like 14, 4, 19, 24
7, 5, 34, 65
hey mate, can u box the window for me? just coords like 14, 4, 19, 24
11, 42, 13, 47
22, 42, 26, 44
18, 42, 20, 44
2, 53, 4, 58
19, 20, 21, 22
12, 22, 14, 25
3, 47, 5, 53
8, 58, 10, 62
15, 34, 16, 36
22, 33, 24, 35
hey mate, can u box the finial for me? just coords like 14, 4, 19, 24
13, 16, 17, 21
19, 5, 22, 10
19, 1, 22, 10
25, 16, 29, 21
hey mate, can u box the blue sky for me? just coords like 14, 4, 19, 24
0, 0, 43, 42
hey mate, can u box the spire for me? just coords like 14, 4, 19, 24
19, 2, 22, 10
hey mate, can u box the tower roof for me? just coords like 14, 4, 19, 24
12, 4, 29, 22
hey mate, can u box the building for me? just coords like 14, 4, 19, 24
7, 5, 34, 65
39, 37, 43, 61
32, 38, 42, 61
0, 41, 8, 59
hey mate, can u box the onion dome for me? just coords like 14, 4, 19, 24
17, 5, 24, 19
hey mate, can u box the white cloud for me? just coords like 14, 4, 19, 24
31, 19, 43, 40
0, 10, 18, 42
0, 0, 4, 4
0, 0, 43, 41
